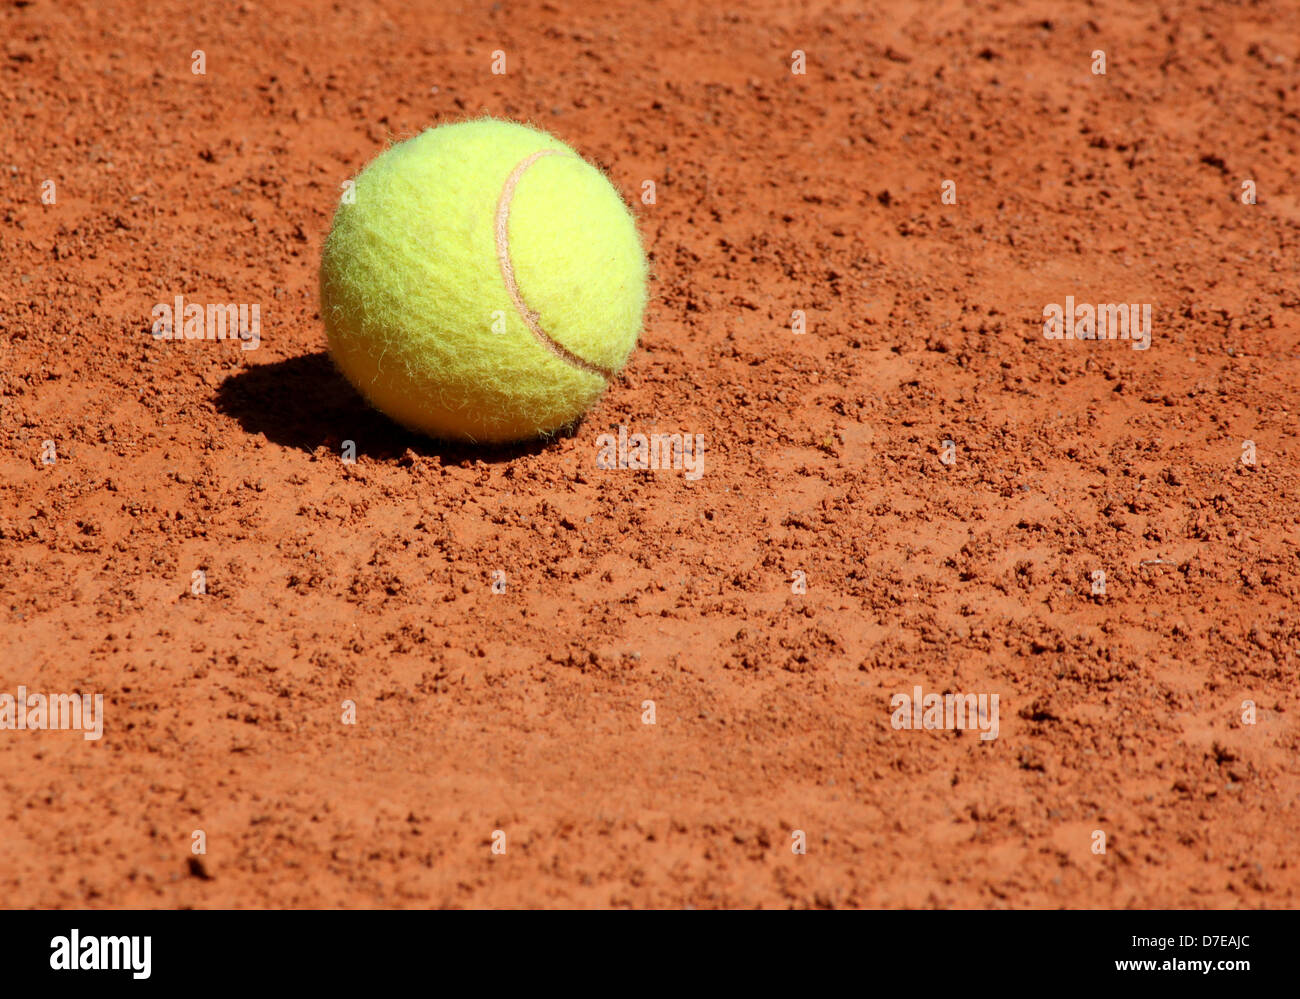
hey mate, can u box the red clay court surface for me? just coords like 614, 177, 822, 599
1, 0, 1299, 908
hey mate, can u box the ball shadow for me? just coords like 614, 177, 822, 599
214, 351, 573, 463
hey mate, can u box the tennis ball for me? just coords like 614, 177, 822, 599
319, 118, 648, 444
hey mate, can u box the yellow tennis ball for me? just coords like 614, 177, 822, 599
320, 118, 648, 444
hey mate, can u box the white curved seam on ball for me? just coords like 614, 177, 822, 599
495, 149, 614, 380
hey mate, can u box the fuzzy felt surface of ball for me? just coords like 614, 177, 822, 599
320, 118, 648, 443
